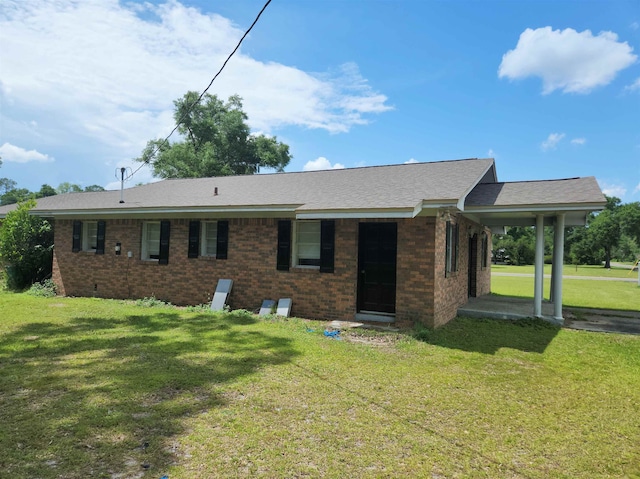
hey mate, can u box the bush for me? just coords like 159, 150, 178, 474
135, 296, 172, 308
0, 200, 53, 290
26, 279, 57, 298
185, 303, 215, 313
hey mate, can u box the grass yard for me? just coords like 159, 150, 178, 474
1, 291, 639, 478
491, 263, 636, 279
491, 275, 640, 311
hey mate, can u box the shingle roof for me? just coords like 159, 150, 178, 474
0, 158, 495, 216
0, 159, 606, 220
464, 177, 606, 209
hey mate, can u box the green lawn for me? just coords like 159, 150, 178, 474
491, 275, 640, 311
491, 263, 637, 278
1, 292, 639, 478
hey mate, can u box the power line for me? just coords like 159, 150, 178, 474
129, 0, 273, 180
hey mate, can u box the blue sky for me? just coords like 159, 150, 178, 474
1, 0, 639, 201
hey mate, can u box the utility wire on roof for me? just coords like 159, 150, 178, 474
129, 0, 273, 180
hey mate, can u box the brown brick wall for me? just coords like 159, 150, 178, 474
395, 217, 436, 327
431, 215, 491, 327
52, 215, 489, 327
53, 218, 360, 321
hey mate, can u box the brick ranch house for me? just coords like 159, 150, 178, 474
0, 158, 605, 327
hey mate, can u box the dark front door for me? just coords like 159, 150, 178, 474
357, 223, 397, 314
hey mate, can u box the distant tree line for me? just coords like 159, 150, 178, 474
0, 177, 105, 206
493, 196, 640, 268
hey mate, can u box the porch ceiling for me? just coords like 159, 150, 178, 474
463, 206, 599, 228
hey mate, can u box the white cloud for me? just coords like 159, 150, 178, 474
631, 22, 639, 31
625, 77, 640, 91
487, 149, 495, 158
303, 157, 345, 171
499, 27, 637, 94
0, 1, 391, 156
404, 158, 419, 164
634, 182, 640, 195
599, 181, 627, 198
541, 133, 566, 151
0, 142, 53, 163
571, 138, 586, 145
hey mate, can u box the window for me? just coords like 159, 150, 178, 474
142, 222, 161, 260
481, 232, 488, 269
72, 220, 105, 254
445, 220, 459, 276
82, 221, 98, 251
201, 221, 218, 257
294, 221, 321, 267
277, 220, 334, 272
188, 220, 228, 259
141, 220, 170, 263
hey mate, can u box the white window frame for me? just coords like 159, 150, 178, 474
82, 221, 98, 252
141, 221, 161, 261
200, 221, 218, 257
293, 220, 321, 268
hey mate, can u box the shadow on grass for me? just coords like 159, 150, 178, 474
0, 309, 297, 478
413, 316, 561, 355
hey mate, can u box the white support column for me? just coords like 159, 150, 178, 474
552, 214, 566, 320
534, 214, 545, 318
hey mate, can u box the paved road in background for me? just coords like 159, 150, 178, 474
492, 272, 638, 283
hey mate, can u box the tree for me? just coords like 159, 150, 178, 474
136, 92, 292, 178
492, 227, 536, 265
590, 209, 620, 268
36, 184, 57, 198
1, 187, 32, 206
568, 225, 603, 265
0, 200, 54, 290
0, 177, 17, 196
84, 184, 105, 192
589, 198, 622, 269
56, 182, 83, 194
619, 202, 640, 246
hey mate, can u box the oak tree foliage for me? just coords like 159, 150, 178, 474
136, 92, 292, 178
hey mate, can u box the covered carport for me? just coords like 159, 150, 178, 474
462, 177, 607, 322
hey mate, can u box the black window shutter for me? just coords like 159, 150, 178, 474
276, 220, 291, 271
445, 220, 451, 277
454, 223, 459, 272
96, 220, 106, 255
159, 220, 170, 265
216, 220, 229, 259
319, 220, 335, 273
72, 220, 82, 252
188, 220, 200, 258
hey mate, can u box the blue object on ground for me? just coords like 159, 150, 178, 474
324, 329, 341, 339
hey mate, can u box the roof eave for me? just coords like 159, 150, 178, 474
296, 207, 417, 219
464, 202, 606, 214
31, 204, 301, 219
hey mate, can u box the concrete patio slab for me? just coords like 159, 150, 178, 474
458, 295, 640, 335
